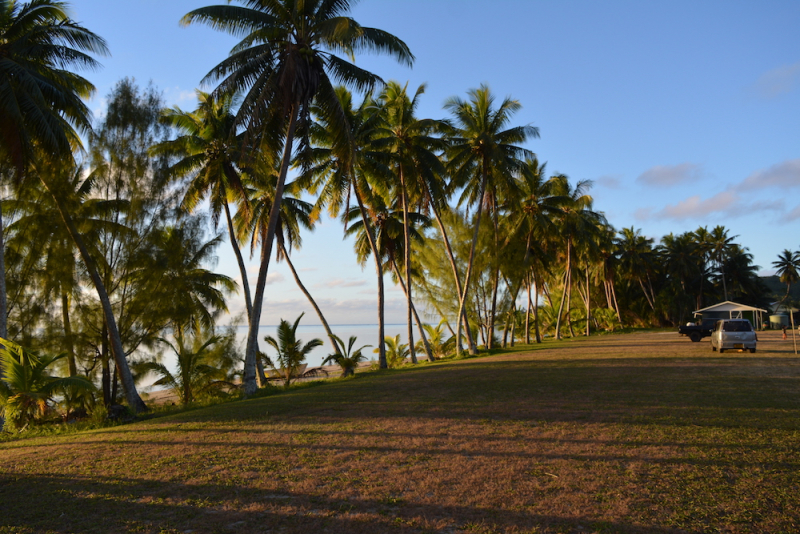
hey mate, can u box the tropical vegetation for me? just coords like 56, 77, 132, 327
0, 0, 789, 432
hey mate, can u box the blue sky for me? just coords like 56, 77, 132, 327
69, 0, 799, 325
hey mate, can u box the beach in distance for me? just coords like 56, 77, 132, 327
235, 324, 414, 368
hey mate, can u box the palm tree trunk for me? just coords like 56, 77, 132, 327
45, 181, 146, 412
222, 202, 267, 386
280, 241, 340, 355
611, 279, 622, 325
391, 261, 434, 361
639, 277, 655, 311
399, 168, 416, 364
428, 200, 477, 353
0, 199, 7, 340
532, 271, 542, 343
585, 268, 591, 336
555, 239, 571, 340
566, 266, 575, 338
243, 104, 299, 395
61, 292, 76, 376
509, 303, 516, 347
353, 183, 386, 368
525, 275, 531, 344
456, 175, 487, 356
487, 206, 500, 349
101, 323, 110, 405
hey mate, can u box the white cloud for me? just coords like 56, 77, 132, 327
636, 190, 785, 222
653, 191, 738, 220
738, 159, 800, 190
316, 278, 367, 289
254, 297, 407, 325
788, 204, 800, 222
266, 272, 285, 285
753, 62, 800, 99
636, 163, 703, 188
596, 174, 622, 189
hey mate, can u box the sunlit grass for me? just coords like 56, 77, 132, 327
1, 330, 799, 533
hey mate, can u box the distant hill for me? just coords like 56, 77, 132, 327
762, 275, 800, 302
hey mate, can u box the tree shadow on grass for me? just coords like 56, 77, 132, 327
0, 472, 686, 534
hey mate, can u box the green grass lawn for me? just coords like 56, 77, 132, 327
2, 331, 799, 534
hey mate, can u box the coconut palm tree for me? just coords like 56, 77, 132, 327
134, 332, 230, 406
322, 335, 370, 377
236, 169, 340, 358
378, 334, 408, 368
0, 0, 113, 384
306, 87, 391, 367
374, 81, 446, 364
772, 249, 800, 302
183, 0, 413, 395
152, 92, 253, 317
551, 175, 604, 339
615, 226, 658, 313
0, 337, 94, 432
444, 84, 538, 355
143, 218, 237, 339
708, 225, 737, 301
37, 162, 148, 411
263, 313, 323, 387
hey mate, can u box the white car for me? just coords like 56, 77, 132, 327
710, 319, 757, 353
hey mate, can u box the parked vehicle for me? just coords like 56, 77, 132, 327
710, 319, 757, 353
679, 318, 717, 342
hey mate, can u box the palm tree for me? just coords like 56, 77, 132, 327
183, 0, 413, 395
616, 226, 658, 313
236, 169, 340, 358
508, 158, 565, 341
152, 92, 253, 319
690, 226, 713, 309
708, 225, 737, 301
444, 84, 538, 355
322, 335, 370, 377
38, 163, 148, 412
0, 4, 152, 411
375, 81, 446, 364
772, 249, 800, 302
144, 219, 237, 338
420, 319, 454, 360
263, 313, 323, 387
0, 337, 94, 431
551, 175, 604, 339
134, 332, 229, 406
378, 334, 408, 368
307, 87, 391, 367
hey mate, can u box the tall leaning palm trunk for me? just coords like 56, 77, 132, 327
456, 174, 488, 356
243, 106, 299, 394
44, 181, 146, 412
391, 260, 434, 361
426, 200, 477, 352
279, 240, 340, 355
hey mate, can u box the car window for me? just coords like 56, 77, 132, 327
722, 321, 752, 332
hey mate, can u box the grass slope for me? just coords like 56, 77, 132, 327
2, 331, 800, 534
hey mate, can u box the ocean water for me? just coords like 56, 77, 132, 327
234, 324, 414, 368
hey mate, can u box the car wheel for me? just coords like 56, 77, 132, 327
719, 348, 724, 353
690, 332, 701, 343
712, 345, 717, 352
750, 348, 756, 353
